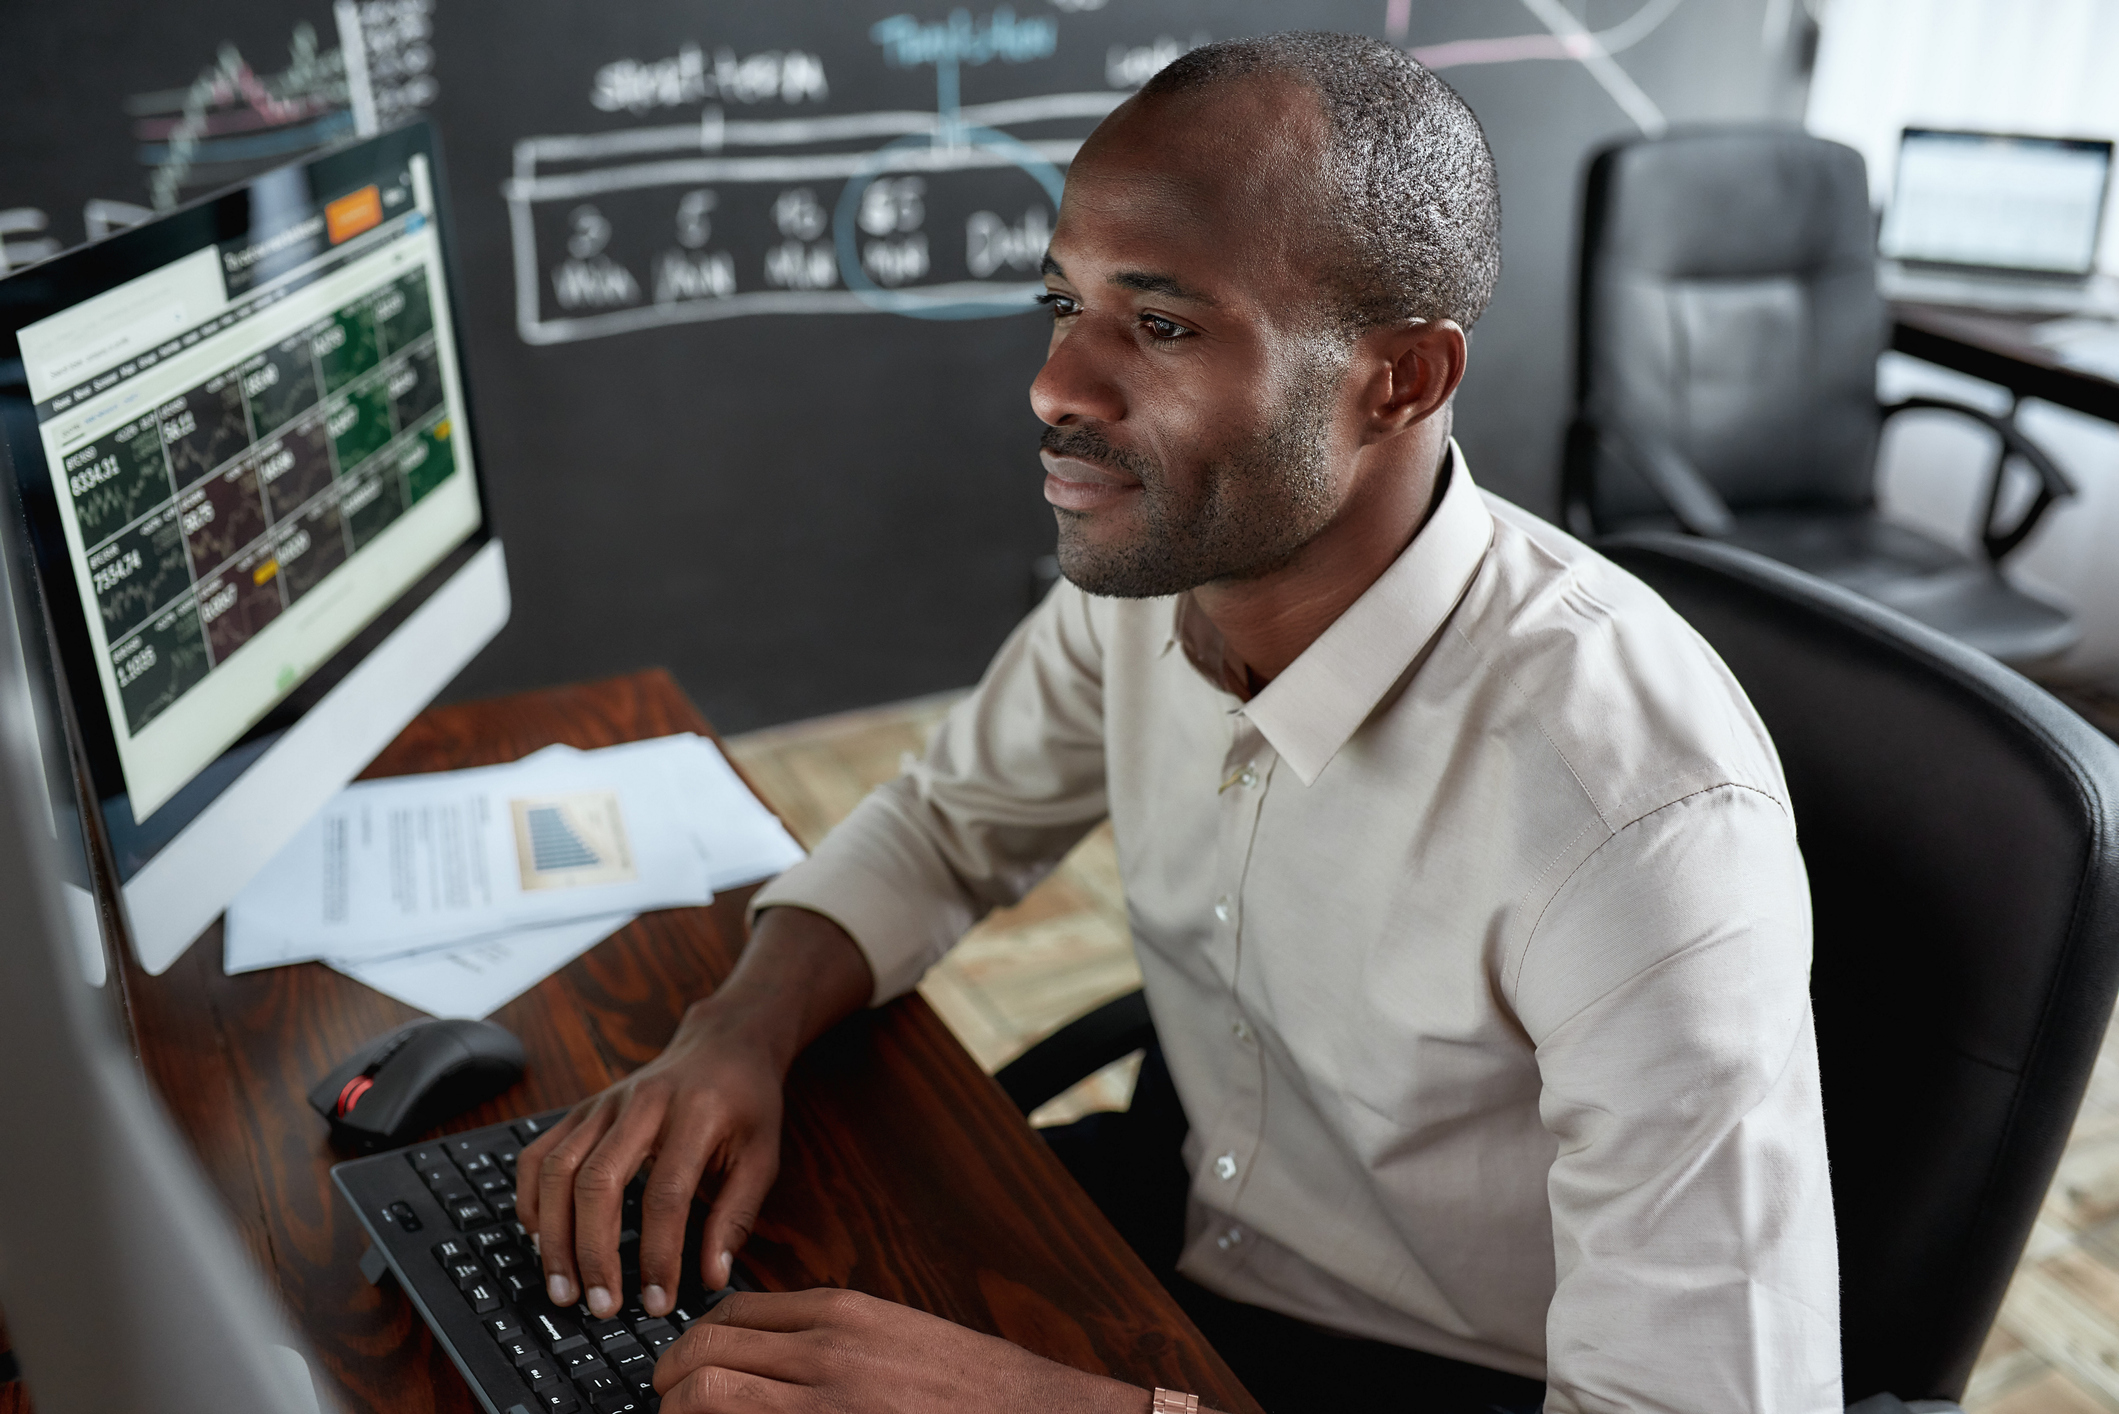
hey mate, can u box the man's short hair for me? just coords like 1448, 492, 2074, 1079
1138, 32, 1502, 333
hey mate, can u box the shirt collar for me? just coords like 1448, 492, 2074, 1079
1212, 440, 1494, 786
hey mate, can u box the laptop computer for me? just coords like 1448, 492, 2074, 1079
1877, 127, 2118, 315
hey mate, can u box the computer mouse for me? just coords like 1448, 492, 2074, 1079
309, 1018, 525, 1152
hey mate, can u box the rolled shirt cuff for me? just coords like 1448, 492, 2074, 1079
747, 850, 970, 1005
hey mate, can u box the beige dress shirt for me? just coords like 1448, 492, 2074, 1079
752, 446, 1842, 1413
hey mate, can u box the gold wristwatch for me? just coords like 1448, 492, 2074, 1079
1151, 1391, 1201, 1414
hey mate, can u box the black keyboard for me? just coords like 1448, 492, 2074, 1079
333, 1109, 754, 1414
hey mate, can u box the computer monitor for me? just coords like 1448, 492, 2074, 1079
0, 507, 334, 1414
1880, 127, 2115, 277
0, 122, 507, 975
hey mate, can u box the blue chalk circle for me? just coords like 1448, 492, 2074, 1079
834, 125, 1066, 321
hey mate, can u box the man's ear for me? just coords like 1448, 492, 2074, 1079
1361, 319, 1467, 445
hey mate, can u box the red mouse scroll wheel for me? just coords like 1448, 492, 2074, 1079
337, 1075, 375, 1116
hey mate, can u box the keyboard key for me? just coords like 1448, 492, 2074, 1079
462, 1153, 498, 1179
630, 1319, 676, 1356
502, 1272, 540, 1306
520, 1357, 561, 1387
449, 1198, 495, 1231
473, 1227, 515, 1253
513, 1116, 556, 1145
562, 1347, 608, 1377
433, 1237, 474, 1265
534, 1387, 581, 1413
446, 1136, 484, 1163
607, 1343, 651, 1382
530, 1311, 583, 1350
583, 1318, 628, 1348
489, 1246, 529, 1273
491, 1195, 520, 1224
466, 1280, 503, 1314
574, 1367, 622, 1400
406, 1144, 448, 1171
447, 1259, 487, 1291
478, 1174, 513, 1200
499, 1335, 539, 1366
484, 1313, 524, 1342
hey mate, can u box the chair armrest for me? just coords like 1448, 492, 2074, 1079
994, 989, 1153, 1116
1845, 1395, 1963, 1414
1881, 396, 2075, 562
1604, 427, 1737, 538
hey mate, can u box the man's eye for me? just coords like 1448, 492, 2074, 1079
1139, 314, 1190, 342
1035, 292, 1079, 317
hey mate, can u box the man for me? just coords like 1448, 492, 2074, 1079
518, 33, 1842, 1414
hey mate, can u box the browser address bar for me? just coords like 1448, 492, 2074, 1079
37, 300, 191, 392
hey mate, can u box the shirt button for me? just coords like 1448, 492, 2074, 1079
1238, 765, 1260, 789
1231, 1018, 1253, 1044
1216, 1225, 1244, 1251
1213, 1152, 1238, 1181
1214, 896, 1233, 923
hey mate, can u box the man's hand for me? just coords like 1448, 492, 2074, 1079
653, 1289, 1156, 1414
516, 1004, 782, 1316
514, 907, 874, 1320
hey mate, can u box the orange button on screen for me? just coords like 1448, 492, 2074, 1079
326, 186, 383, 244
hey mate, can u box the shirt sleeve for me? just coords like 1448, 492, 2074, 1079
747, 581, 1114, 1003
1513, 784, 1842, 1414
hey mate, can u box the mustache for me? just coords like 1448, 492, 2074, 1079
1039, 424, 1157, 481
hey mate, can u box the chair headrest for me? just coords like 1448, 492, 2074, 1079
1588, 126, 1875, 281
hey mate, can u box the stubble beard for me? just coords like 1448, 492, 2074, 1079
1046, 353, 1344, 600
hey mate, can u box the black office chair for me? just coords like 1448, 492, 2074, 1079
1562, 125, 2078, 668
1002, 534, 2119, 1408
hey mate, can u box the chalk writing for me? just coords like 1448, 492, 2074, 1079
553, 258, 641, 310
870, 8, 1059, 69
592, 44, 829, 113
675, 190, 717, 248
863, 235, 931, 286
773, 189, 828, 241
965, 208, 1050, 276
655, 251, 738, 302
859, 178, 926, 237
765, 241, 838, 289
1107, 36, 1200, 88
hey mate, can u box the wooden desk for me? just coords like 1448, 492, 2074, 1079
0, 671, 1257, 1414
1892, 301, 2119, 426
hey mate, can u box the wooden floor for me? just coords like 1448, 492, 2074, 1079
725, 687, 2119, 1411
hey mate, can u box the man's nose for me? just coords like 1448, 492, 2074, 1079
1029, 319, 1126, 427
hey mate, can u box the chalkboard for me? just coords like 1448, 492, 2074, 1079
0, 1, 1807, 730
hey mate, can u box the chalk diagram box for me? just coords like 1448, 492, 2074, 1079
502, 11, 1131, 345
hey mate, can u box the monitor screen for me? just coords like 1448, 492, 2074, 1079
0, 124, 492, 885
1880, 128, 2114, 276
